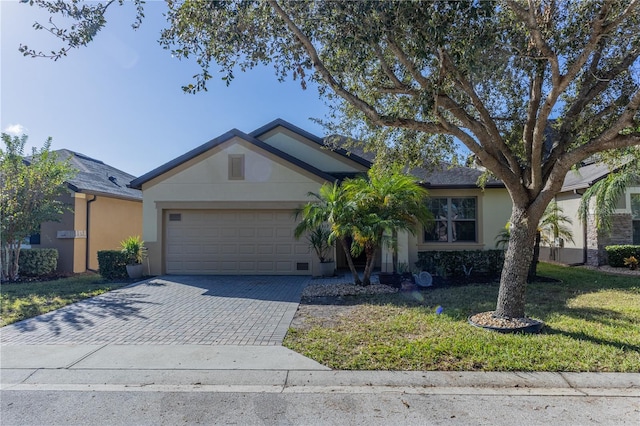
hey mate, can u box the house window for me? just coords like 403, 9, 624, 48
632, 194, 640, 244
424, 197, 477, 243
228, 154, 245, 180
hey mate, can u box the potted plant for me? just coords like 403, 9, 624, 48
121, 235, 146, 279
307, 226, 335, 277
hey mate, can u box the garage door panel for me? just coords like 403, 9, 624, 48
165, 209, 311, 275
257, 228, 274, 238
257, 244, 274, 254
276, 245, 292, 254
276, 228, 292, 238
238, 244, 255, 254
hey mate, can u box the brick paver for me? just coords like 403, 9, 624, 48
1, 276, 309, 346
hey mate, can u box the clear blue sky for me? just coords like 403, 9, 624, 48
1, 1, 330, 177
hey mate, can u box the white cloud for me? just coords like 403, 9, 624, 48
3, 124, 27, 136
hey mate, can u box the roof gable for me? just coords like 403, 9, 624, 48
130, 128, 337, 189
250, 119, 371, 170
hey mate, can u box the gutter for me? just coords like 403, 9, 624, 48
574, 189, 587, 265
86, 195, 98, 272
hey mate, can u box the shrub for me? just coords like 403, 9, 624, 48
416, 250, 505, 278
605, 245, 640, 267
18, 248, 58, 276
97, 250, 129, 280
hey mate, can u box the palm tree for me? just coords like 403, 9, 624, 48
539, 201, 575, 261
342, 164, 432, 285
578, 158, 640, 233
295, 164, 432, 286
294, 181, 362, 285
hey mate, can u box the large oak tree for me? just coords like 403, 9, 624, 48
21, 0, 640, 318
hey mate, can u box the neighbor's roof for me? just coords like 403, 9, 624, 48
53, 149, 142, 201
560, 157, 637, 192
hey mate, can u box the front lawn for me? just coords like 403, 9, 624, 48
0, 274, 129, 327
284, 263, 640, 372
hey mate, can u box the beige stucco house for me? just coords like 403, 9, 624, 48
541, 159, 640, 266
30, 150, 142, 273
130, 119, 513, 276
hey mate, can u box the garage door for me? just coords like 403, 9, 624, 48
164, 210, 312, 275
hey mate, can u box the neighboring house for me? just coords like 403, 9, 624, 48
130, 119, 512, 276
29, 150, 142, 273
543, 159, 640, 266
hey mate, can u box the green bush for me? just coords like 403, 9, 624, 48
605, 245, 640, 267
18, 248, 58, 276
97, 250, 129, 280
416, 250, 505, 278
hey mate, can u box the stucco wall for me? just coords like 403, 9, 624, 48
408, 187, 512, 267
34, 192, 78, 273
141, 137, 329, 275
87, 196, 142, 271
543, 192, 586, 265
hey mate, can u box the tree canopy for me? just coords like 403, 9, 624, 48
1, 133, 76, 281
20, 0, 640, 319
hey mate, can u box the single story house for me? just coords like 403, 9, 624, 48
542, 159, 640, 266
29, 150, 142, 273
130, 119, 513, 276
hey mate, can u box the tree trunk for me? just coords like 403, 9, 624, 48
361, 245, 378, 286
528, 231, 541, 282
391, 229, 398, 273
339, 237, 361, 285
494, 207, 540, 319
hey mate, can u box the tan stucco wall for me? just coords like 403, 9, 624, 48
407, 188, 512, 268
141, 137, 330, 275
258, 127, 367, 173
31, 192, 141, 273
35, 192, 79, 273
87, 196, 142, 271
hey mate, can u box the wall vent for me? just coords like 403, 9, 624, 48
169, 213, 182, 222
296, 262, 310, 271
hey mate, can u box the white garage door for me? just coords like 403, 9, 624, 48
164, 210, 311, 275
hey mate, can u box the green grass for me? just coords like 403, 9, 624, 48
0, 274, 129, 327
284, 263, 640, 372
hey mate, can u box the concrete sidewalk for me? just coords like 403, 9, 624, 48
1, 345, 638, 397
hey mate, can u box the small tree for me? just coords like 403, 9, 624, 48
0, 133, 75, 281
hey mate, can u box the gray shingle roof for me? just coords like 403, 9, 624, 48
324, 139, 503, 188
54, 149, 142, 201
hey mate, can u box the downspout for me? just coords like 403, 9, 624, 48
86, 195, 98, 271
574, 189, 587, 264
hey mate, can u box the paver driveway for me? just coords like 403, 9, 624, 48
1, 276, 309, 346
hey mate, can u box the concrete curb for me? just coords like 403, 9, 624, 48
2, 368, 638, 397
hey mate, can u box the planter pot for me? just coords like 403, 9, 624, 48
126, 263, 144, 279
378, 272, 402, 287
318, 261, 335, 277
